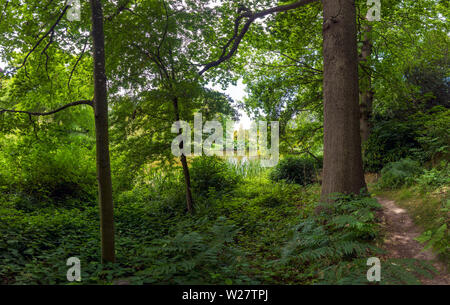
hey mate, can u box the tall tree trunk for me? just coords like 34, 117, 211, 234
90, 0, 115, 263
172, 97, 194, 213
321, 0, 367, 201
359, 24, 374, 144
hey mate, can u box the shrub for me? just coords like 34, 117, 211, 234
415, 197, 449, 263
363, 119, 421, 173
116, 169, 187, 216
415, 107, 450, 164
0, 136, 97, 210
414, 162, 450, 192
189, 156, 241, 196
252, 182, 288, 208
378, 158, 422, 189
270, 156, 321, 186
363, 107, 449, 172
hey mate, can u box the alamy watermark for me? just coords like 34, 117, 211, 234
67, 0, 81, 22
367, 257, 381, 282
171, 113, 279, 167
66, 257, 81, 282
366, 0, 381, 22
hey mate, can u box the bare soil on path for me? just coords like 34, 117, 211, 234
377, 197, 449, 285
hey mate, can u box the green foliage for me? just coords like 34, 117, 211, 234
363, 119, 421, 173
0, 133, 97, 211
279, 195, 382, 283
0, 161, 321, 284
252, 182, 290, 208
270, 156, 321, 186
130, 217, 252, 285
415, 199, 449, 262
281, 195, 381, 263
318, 258, 435, 285
0, 205, 100, 284
0, 0, 448, 287
414, 107, 450, 163
189, 156, 241, 197
414, 162, 450, 192
416, 223, 448, 256
378, 161, 449, 265
364, 106, 449, 173
377, 158, 422, 190
280, 194, 436, 284
227, 158, 266, 179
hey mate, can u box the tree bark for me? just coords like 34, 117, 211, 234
320, 0, 367, 201
172, 97, 194, 213
90, 0, 115, 263
180, 154, 194, 213
359, 24, 374, 144
360, 87, 373, 144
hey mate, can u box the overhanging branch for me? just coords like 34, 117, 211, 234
14, 5, 70, 72
199, 0, 318, 75
0, 100, 93, 116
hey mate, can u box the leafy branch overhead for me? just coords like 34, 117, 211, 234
200, 0, 318, 75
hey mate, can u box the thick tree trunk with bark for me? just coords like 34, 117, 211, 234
359, 24, 374, 144
320, 0, 367, 201
90, 0, 115, 263
172, 97, 194, 213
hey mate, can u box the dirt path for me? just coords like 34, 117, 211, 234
377, 197, 449, 285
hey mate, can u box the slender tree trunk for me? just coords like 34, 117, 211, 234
359, 24, 374, 144
180, 154, 194, 213
320, 0, 367, 201
172, 97, 194, 213
90, 0, 115, 263
360, 88, 373, 144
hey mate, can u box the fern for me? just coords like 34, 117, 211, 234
130, 216, 254, 285
317, 258, 436, 285
279, 194, 438, 284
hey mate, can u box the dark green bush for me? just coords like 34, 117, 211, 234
378, 158, 422, 189
414, 107, 450, 164
363, 119, 421, 173
270, 156, 321, 186
363, 107, 449, 173
189, 156, 241, 196
252, 183, 287, 208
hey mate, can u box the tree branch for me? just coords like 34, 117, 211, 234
199, 0, 318, 75
68, 37, 89, 91
0, 100, 93, 116
15, 5, 70, 71
157, 0, 170, 59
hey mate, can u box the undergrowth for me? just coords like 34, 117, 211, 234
0, 156, 442, 284
375, 159, 449, 267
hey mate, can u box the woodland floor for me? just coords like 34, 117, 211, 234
377, 197, 449, 285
